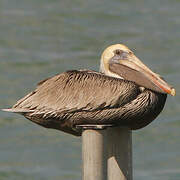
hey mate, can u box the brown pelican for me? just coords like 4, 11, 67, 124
3, 44, 175, 136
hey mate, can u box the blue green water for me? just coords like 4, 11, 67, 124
0, 0, 180, 179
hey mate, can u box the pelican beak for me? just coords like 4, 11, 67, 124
110, 54, 176, 96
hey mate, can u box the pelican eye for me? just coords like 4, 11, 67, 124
114, 49, 123, 55
113, 49, 129, 60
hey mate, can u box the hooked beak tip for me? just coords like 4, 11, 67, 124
170, 88, 176, 96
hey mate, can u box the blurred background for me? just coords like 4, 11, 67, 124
0, 0, 180, 179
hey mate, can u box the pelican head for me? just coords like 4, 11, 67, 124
100, 44, 175, 96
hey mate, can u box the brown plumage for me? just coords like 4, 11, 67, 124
3, 44, 175, 136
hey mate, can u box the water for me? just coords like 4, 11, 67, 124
0, 0, 180, 179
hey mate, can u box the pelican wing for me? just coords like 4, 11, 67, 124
12, 70, 139, 116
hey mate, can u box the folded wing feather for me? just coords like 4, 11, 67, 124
8, 70, 139, 115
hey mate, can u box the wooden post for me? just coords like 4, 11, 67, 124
82, 129, 107, 180
107, 127, 132, 180
77, 125, 132, 180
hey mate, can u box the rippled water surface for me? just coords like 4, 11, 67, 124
0, 0, 180, 179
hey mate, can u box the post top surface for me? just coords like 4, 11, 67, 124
76, 124, 115, 130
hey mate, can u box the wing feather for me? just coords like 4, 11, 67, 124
12, 70, 139, 115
